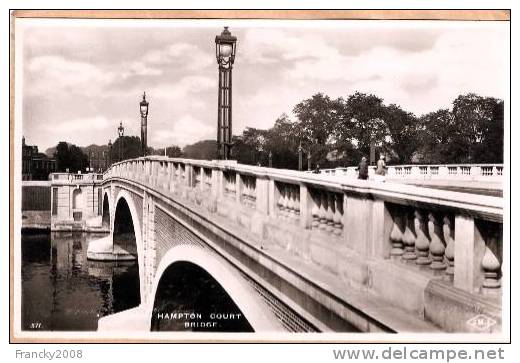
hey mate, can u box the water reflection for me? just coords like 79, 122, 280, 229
21, 231, 140, 331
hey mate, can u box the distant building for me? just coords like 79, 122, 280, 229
22, 137, 56, 180
85, 148, 110, 173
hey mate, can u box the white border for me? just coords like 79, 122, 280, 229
12, 15, 511, 343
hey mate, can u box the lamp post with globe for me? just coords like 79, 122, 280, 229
118, 121, 124, 162
215, 27, 237, 160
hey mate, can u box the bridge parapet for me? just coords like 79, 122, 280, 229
316, 163, 504, 182
51, 172, 104, 183
104, 157, 503, 332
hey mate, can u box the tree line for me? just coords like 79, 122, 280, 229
51, 138, 183, 173
49, 91, 503, 173
232, 92, 504, 169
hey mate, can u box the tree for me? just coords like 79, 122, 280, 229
293, 93, 341, 146
418, 94, 504, 164
418, 109, 466, 164
233, 127, 268, 165
264, 114, 300, 169
165, 145, 183, 158
452, 93, 504, 163
150, 145, 183, 158
54, 141, 89, 172
54, 142, 71, 171
383, 104, 420, 164
338, 92, 387, 161
111, 136, 141, 161
182, 140, 218, 160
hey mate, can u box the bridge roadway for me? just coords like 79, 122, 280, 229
50, 157, 503, 335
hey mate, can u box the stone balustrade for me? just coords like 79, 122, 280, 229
317, 163, 504, 181
52, 172, 103, 182
104, 156, 503, 328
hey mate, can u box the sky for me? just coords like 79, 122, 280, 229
19, 19, 509, 152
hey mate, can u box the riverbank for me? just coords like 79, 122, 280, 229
22, 211, 51, 231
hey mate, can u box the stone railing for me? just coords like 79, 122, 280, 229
316, 164, 504, 182
104, 156, 504, 331
51, 172, 104, 183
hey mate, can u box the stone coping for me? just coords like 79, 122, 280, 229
106, 157, 503, 223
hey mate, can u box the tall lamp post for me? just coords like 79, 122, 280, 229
140, 92, 149, 156
108, 139, 112, 166
298, 143, 303, 171
215, 26, 237, 160
118, 121, 124, 162
297, 142, 312, 171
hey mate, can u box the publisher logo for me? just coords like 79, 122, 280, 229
466, 314, 497, 331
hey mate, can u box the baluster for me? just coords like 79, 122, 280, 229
252, 180, 257, 203
389, 212, 404, 259
402, 210, 417, 262
333, 193, 343, 236
285, 187, 291, 217
283, 187, 290, 218
251, 179, 256, 204
414, 210, 431, 266
224, 174, 229, 193
290, 187, 298, 219
226, 174, 231, 197
278, 188, 285, 217
311, 192, 320, 229
428, 213, 446, 272
294, 188, 300, 219
481, 245, 501, 293
250, 179, 254, 196
443, 216, 455, 281
231, 175, 236, 195
163, 163, 168, 189
318, 191, 328, 229
246, 179, 251, 206
326, 193, 335, 233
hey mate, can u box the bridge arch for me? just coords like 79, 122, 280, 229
101, 190, 111, 229
148, 245, 283, 332
112, 189, 145, 304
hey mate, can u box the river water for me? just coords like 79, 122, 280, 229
21, 231, 253, 332
21, 232, 140, 331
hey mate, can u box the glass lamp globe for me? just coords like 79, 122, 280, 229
219, 44, 233, 57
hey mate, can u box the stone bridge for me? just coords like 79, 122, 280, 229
51, 157, 503, 334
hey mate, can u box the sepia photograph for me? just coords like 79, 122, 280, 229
10, 10, 510, 342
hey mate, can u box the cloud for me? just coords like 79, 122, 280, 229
43, 116, 111, 132
141, 43, 213, 71
122, 61, 163, 77
150, 115, 214, 147
26, 55, 115, 97
21, 23, 508, 153
30, 116, 115, 148
241, 29, 341, 65
277, 28, 507, 115
120, 43, 212, 79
